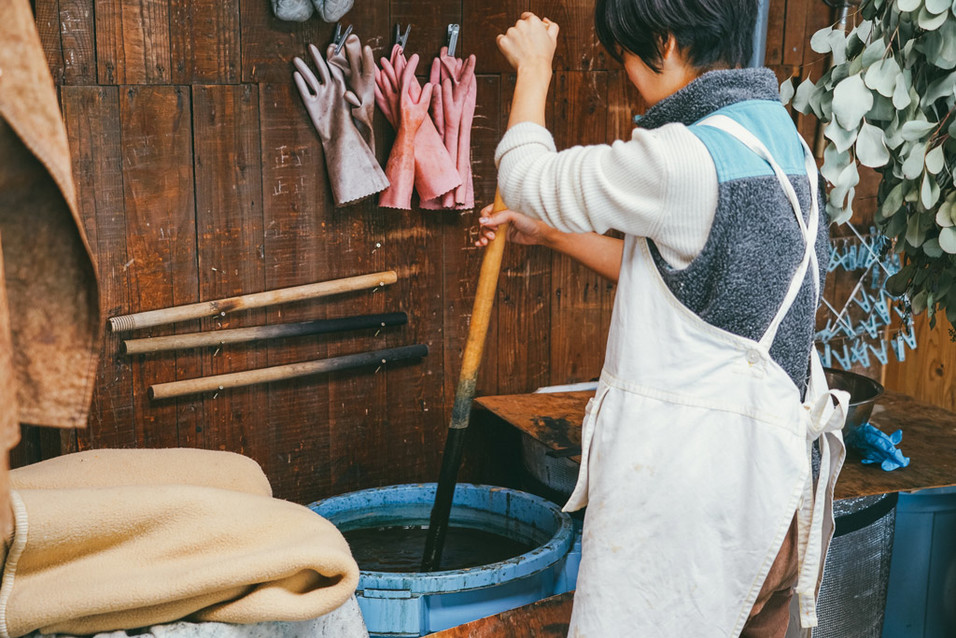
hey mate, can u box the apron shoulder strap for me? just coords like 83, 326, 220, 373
696, 114, 821, 348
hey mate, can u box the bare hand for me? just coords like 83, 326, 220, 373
475, 204, 553, 247
496, 13, 559, 73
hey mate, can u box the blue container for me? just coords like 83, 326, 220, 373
882, 486, 956, 638
309, 483, 576, 637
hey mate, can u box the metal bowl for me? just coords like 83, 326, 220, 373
823, 367, 885, 432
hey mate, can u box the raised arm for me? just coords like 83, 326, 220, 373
496, 13, 558, 131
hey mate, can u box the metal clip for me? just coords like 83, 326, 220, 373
332, 23, 353, 55
446, 24, 460, 57
394, 23, 411, 52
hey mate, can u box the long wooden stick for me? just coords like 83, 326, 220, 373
109, 271, 398, 332
421, 191, 509, 571
123, 312, 408, 354
149, 344, 427, 400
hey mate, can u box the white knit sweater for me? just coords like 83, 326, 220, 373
494, 121, 719, 269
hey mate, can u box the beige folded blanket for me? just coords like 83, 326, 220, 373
0, 449, 359, 638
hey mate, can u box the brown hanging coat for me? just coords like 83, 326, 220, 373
0, 0, 103, 535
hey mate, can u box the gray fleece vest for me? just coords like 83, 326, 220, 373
638, 68, 829, 394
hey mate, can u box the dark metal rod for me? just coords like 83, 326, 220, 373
123, 312, 408, 354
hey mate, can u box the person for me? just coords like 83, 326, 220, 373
479, 2, 849, 636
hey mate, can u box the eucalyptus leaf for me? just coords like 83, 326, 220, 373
920, 21, 956, 69
901, 119, 936, 141
856, 121, 891, 167
829, 163, 860, 218
924, 236, 944, 257
918, 5, 949, 28
867, 93, 897, 120
886, 268, 913, 296
921, 171, 941, 208
903, 142, 928, 179
921, 70, 956, 107
829, 62, 851, 88
939, 226, 956, 253
897, 0, 922, 12
829, 30, 849, 64
861, 39, 887, 68
792, 77, 816, 114
779, 78, 795, 105
827, 197, 854, 224
912, 289, 928, 314
925, 0, 949, 11
865, 57, 901, 96
822, 144, 853, 183
883, 117, 905, 149
824, 118, 860, 153
893, 75, 913, 109
907, 209, 927, 245
885, 207, 908, 237
926, 145, 945, 174
881, 181, 907, 220
937, 199, 955, 227
832, 74, 874, 129
811, 27, 833, 54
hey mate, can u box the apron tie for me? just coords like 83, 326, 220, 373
794, 387, 849, 627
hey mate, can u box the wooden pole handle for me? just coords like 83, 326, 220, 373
148, 344, 427, 400
422, 191, 509, 571
454, 191, 509, 396
109, 271, 398, 332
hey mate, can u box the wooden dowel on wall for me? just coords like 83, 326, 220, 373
148, 344, 428, 400
123, 312, 408, 354
109, 271, 398, 332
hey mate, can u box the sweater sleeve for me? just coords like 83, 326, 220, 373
494, 121, 718, 265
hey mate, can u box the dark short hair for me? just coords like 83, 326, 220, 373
595, 0, 757, 72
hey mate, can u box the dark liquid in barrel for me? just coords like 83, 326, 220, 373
344, 525, 535, 572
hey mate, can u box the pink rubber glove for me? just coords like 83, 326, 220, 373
326, 34, 377, 154
378, 54, 434, 210
455, 58, 476, 209
421, 49, 476, 210
374, 45, 460, 202
429, 55, 445, 140
293, 44, 389, 207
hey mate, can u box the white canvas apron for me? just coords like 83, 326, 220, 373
565, 114, 849, 637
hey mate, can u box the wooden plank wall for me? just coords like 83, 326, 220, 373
20, 0, 929, 501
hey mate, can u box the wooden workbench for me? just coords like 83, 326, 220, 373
472, 390, 956, 500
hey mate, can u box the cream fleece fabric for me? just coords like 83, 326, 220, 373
494, 121, 719, 269
0, 449, 358, 638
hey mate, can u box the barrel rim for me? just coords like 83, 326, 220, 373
308, 482, 575, 593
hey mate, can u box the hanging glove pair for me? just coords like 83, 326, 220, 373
375, 44, 476, 210
375, 45, 461, 210
293, 34, 389, 207
423, 46, 476, 210
273, 0, 353, 23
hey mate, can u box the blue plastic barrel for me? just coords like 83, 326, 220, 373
309, 483, 576, 637
882, 485, 956, 638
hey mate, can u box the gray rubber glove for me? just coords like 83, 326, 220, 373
293, 44, 389, 207
312, 0, 353, 22
326, 34, 377, 154
272, 0, 313, 21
